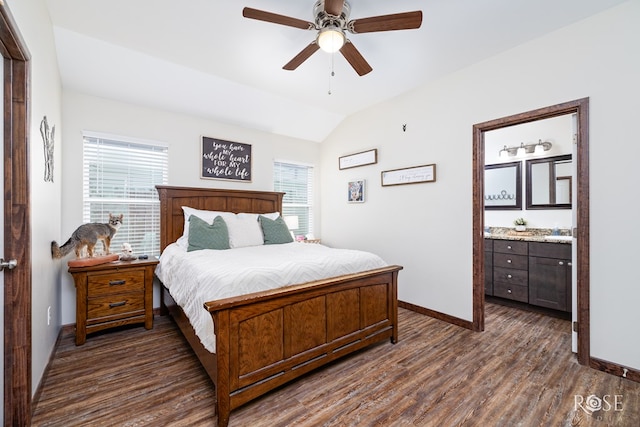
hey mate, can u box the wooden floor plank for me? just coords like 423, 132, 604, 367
32, 304, 639, 426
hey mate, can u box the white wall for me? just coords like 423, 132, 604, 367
321, 1, 640, 370
7, 0, 64, 394
59, 91, 321, 325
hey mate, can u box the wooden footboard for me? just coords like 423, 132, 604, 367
190, 265, 401, 427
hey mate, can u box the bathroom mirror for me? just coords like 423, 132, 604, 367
526, 154, 572, 209
484, 161, 522, 210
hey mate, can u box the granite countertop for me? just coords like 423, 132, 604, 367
484, 227, 572, 244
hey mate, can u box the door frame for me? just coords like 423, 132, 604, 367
1, 3, 32, 425
472, 98, 590, 365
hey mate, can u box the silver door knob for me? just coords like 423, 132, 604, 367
0, 258, 17, 271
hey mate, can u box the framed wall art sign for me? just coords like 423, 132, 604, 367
381, 164, 436, 186
339, 149, 377, 170
201, 136, 252, 182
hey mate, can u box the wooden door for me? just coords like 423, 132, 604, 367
1, 3, 32, 426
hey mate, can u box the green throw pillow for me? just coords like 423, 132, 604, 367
259, 215, 294, 245
187, 215, 230, 251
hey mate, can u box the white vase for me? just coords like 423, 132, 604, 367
515, 225, 526, 232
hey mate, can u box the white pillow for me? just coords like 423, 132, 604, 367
177, 206, 235, 248
226, 214, 264, 248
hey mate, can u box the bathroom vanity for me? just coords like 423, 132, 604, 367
485, 235, 571, 313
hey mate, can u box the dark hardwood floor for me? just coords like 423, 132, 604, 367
32, 304, 639, 426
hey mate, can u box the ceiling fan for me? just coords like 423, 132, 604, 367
242, 0, 423, 76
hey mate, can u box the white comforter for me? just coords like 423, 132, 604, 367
155, 242, 388, 352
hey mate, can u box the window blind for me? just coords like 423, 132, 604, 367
273, 161, 314, 237
83, 134, 168, 257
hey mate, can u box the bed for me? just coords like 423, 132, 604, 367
155, 185, 402, 427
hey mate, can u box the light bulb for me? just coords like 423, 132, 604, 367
317, 26, 345, 53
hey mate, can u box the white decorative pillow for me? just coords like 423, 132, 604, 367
177, 206, 235, 248
227, 214, 264, 248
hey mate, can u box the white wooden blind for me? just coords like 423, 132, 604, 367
273, 161, 314, 237
83, 133, 168, 257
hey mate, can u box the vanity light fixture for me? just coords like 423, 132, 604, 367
498, 139, 552, 158
534, 139, 547, 155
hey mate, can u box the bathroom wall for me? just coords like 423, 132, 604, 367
485, 114, 574, 230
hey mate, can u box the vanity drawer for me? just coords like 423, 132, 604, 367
494, 267, 528, 286
529, 241, 571, 259
493, 253, 527, 270
493, 281, 528, 303
493, 240, 528, 255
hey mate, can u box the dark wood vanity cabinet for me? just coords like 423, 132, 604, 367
484, 239, 493, 295
528, 242, 572, 312
485, 239, 572, 313
492, 240, 529, 303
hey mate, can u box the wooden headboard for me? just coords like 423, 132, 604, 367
155, 185, 285, 251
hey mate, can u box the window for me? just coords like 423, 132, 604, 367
273, 161, 314, 238
83, 133, 168, 257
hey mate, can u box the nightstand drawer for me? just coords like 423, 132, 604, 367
87, 293, 145, 322
87, 269, 145, 297
493, 267, 528, 286
493, 282, 528, 303
493, 253, 527, 270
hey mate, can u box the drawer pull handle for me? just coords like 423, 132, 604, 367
507, 274, 512, 279
507, 289, 512, 294
109, 280, 126, 286
507, 245, 512, 250
558, 261, 564, 266
507, 259, 512, 263
109, 301, 126, 308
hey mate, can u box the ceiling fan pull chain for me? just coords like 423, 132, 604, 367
328, 53, 335, 95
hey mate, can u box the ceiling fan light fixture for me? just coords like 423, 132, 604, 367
317, 26, 345, 53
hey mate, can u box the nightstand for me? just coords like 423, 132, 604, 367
68, 258, 158, 345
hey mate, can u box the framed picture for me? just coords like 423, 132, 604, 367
339, 149, 377, 170
347, 179, 366, 203
201, 136, 252, 182
381, 164, 436, 186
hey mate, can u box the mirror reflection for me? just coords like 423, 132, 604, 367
526, 154, 572, 209
485, 161, 522, 210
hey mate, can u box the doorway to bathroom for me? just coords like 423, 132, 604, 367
472, 98, 590, 366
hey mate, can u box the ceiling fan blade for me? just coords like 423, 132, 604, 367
340, 41, 372, 76
324, 0, 344, 16
349, 11, 423, 34
283, 42, 320, 71
242, 7, 314, 30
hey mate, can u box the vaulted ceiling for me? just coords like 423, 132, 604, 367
45, 0, 626, 142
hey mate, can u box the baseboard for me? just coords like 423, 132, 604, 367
590, 357, 640, 384
399, 300, 474, 330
